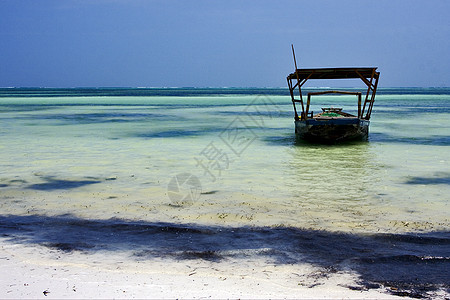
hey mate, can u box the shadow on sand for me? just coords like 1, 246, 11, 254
0, 214, 448, 298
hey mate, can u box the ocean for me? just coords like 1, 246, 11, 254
0, 87, 449, 297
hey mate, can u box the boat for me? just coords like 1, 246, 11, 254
286, 47, 380, 143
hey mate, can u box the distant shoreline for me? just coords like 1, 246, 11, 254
1, 87, 450, 98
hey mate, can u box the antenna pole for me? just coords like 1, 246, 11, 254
291, 44, 298, 70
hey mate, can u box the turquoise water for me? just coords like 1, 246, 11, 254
0, 88, 448, 232
0, 88, 449, 295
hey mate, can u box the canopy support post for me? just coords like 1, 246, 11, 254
291, 45, 305, 120
357, 69, 380, 120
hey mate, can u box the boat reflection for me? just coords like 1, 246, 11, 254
282, 142, 381, 231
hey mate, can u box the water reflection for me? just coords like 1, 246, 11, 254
283, 142, 381, 231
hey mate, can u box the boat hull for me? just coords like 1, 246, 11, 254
295, 118, 369, 143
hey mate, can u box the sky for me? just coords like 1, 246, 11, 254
0, 0, 449, 88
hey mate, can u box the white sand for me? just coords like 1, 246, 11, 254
0, 239, 407, 299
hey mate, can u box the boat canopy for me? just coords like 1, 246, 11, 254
287, 67, 378, 81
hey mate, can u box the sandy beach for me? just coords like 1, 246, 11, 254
1, 238, 411, 299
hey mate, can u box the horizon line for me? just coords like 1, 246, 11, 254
1, 86, 450, 89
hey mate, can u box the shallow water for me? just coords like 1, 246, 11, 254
0, 88, 449, 296
0, 89, 448, 232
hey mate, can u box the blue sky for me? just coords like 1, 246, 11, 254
0, 0, 449, 88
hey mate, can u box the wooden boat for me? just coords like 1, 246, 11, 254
287, 48, 380, 143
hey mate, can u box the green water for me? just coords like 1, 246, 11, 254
0, 89, 448, 234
